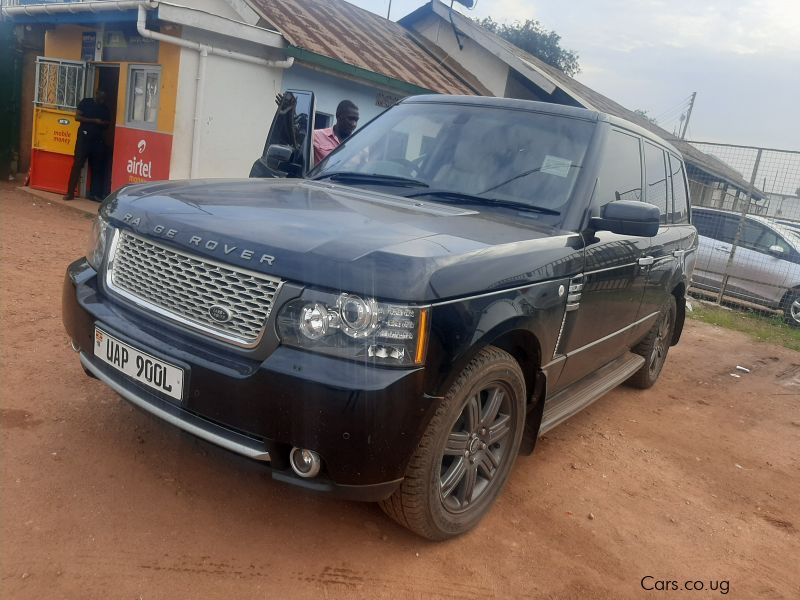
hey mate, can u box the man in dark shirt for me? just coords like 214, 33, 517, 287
64, 89, 111, 201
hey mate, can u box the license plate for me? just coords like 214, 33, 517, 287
94, 328, 184, 401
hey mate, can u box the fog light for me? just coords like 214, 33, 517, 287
289, 447, 321, 478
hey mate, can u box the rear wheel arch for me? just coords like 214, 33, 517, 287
671, 281, 687, 345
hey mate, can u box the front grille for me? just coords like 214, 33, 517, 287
108, 230, 282, 347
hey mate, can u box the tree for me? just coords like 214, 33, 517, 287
475, 17, 580, 77
634, 109, 658, 125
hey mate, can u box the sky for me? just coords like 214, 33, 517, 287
347, 0, 800, 152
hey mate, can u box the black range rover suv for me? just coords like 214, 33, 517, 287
63, 94, 697, 540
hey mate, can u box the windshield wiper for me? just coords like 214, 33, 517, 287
313, 172, 429, 188
404, 189, 560, 215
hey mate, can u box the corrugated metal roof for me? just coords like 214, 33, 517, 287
246, 0, 485, 95
403, 1, 761, 195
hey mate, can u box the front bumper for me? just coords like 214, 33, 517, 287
63, 258, 439, 501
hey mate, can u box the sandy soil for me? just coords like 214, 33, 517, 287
2, 182, 799, 599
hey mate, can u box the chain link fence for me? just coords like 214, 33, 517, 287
685, 141, 800, 326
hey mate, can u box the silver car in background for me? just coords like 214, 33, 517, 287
691, 207, 800, 326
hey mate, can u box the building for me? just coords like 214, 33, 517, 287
250, 0, 487, 126
3, 0, 765, 206
1, 0, 482, 196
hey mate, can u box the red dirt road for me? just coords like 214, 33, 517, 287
2, 183, 799, 599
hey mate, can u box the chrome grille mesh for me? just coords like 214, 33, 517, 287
109, 230, 282, 346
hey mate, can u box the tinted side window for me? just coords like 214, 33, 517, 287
595, 130, 642, 207
754, 227, 791, 255
644, 142, 668, 223
739, 221, 767, 251
692, 211, 717, 238
695, 212, 738, 243
668, 154, 689, 223
716, 215, 740, 244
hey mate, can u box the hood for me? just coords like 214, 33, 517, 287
104, 179, 583, 301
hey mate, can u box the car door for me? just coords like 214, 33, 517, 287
725, 221, 797, 305
249, 89, 315, 178
555, 128, 650, 390
701, 212, 740, 291
691, 209, 721, 289
638, 149, 696, 323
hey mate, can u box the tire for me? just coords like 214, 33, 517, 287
627, 295, 677, 389
379, 346, 526, 540
781, 290, 800, 327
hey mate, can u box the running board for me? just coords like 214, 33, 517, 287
539, 352, 645, 435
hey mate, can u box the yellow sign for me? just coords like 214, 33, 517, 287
33, 107, 80, 155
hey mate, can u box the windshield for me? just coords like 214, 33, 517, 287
311, 102, 595, 221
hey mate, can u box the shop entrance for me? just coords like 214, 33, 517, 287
85, 63, 119, 198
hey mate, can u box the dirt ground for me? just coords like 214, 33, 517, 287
2, 181, 799, 600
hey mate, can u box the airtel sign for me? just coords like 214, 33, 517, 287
112, 126, 172, 190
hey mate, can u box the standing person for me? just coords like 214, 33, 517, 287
312, 100, 359, 164
63, 89, 111, 201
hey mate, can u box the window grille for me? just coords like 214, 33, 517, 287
34, 57, 86, 110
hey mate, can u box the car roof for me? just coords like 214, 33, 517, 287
401, 94, 681, 155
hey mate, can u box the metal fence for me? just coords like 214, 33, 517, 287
686, 141, 800, 326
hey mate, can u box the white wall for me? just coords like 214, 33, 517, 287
171, 47, 285, 179
412, 13, 509, 97
280, 65, 401, 127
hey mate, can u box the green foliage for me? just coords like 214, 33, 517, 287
475, 17, 580, 77
688, 300, 800, 351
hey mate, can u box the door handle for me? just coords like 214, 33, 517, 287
638, 256, 655, 266
713, 246, 731, 252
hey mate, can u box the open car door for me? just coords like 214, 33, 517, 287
249, 90, 315, 178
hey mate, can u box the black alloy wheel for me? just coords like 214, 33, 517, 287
380, 346, 526, 540
440, 382, 514, 513
627, 295, 677, 389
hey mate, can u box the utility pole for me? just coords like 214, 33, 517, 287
679, 92, 697, 139
387, 0, 392, 19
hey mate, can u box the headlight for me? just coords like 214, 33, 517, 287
277, 289, 429, 366
86, 214, 112, 270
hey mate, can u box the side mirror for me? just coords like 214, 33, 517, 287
266, 144, 293, 166
249, 145, 301, 178
768, 245, 786, 257
590, 200, 660, 237
266, 144, 301, 176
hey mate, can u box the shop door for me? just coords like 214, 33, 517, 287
85, 63, 120, 198
29, 57, 85, 193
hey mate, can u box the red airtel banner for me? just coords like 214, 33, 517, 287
111, 126, 173, 191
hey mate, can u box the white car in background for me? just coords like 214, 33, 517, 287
691, 207, 800, 326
